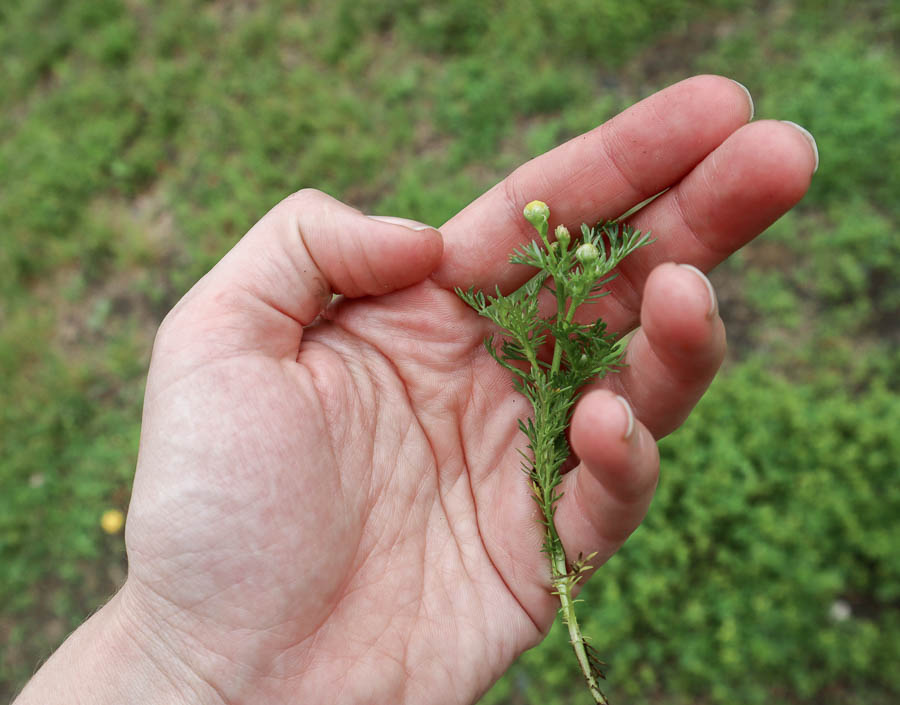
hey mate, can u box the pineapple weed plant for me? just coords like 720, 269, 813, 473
457, 200, 651, 704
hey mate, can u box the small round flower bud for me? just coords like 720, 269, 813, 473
575, 242, 600, 264
554, 224, 571, 249
523, 200, 550, 227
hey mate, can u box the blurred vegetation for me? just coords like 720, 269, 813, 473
0, 0, 897, 703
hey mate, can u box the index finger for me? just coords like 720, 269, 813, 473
433, 74, 753, 291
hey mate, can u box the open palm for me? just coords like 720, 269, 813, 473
120, 77, 816, 705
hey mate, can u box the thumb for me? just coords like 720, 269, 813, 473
161, 189, 443, 358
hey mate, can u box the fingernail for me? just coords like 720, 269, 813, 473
730, 79, 754, 121
367, 215, 436, 232
781, 121, 819, 173
678, 264, 718, 319
614, 395, 635, 440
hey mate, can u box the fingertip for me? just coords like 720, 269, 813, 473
575, 391, 659, 502
367, 215, 446, 264
736, 120, 816, 203
780, 120, 819, 174
555, 390, 659, 563
611, 262, 726, 438
367, 215, 438, 232
676, 264, 718, 319
671, 74, 755, 130
361, 217, 445, 292
418, 224, 445, 269
615, 394, 636, 440
570, 391, 641, 482
642, 262, 725, 364
728, 78, 754, 122
404, 224, 444, 281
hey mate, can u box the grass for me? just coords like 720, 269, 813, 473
1, 1, 897, 702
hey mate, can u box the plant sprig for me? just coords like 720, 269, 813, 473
456, 200, 651, 704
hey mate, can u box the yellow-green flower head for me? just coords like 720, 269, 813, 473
554, 224, 571, 249
523, 200, 550, 227
100, 509, 125, 534
575, 242, 600, 264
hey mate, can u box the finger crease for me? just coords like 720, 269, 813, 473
598, 125, 648, 199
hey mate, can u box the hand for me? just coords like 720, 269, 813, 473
16, 76, 816, 705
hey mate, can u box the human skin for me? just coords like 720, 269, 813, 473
14, 75, 817, 705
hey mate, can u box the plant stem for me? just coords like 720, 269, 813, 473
537, 284, 608, 702
549, 295, 578, 376
550, 544, 608, 704
534, 382, 607, 703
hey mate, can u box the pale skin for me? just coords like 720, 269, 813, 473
15, 76, 817, 705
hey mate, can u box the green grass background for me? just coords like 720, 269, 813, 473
1, 1, 898, 702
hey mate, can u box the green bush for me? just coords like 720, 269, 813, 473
759, 35, 900, 220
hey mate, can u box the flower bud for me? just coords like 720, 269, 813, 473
523, 200, 550, 227
554, 224, 571, 249
575, 242, 600, 264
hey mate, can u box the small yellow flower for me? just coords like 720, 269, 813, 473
100, 509, 125, 535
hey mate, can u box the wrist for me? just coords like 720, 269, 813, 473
14, 585, 222, 705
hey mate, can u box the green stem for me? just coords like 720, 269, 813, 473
549, 293, 578, 376
534, 399, 606, 703
535, 270, 608, 703
550, 544, 608, 705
